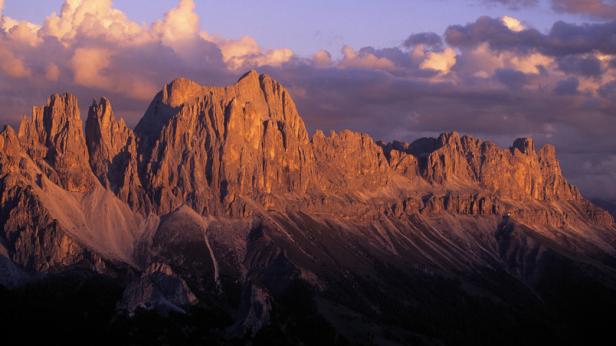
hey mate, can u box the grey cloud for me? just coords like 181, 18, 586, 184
494, 68, 528, 89
445, 16, 544, 52
557, 55, 603, 77
552, 0, 616, 19
404, 32, 444, 50
484, 0, 616, 19
358, 46, 416, 69
599, 80, 616, 98
481, 0, 539, 9
445, 17, 616, 56
554, 77, 580, 95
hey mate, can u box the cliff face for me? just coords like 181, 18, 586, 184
17, 94, 97, 192
1, 71, 616, 344
1, 106, 103, 272
382, 132, 581, 201
85, 98, 144, 211
134, 71, 315, 215
312, 129, 391, 192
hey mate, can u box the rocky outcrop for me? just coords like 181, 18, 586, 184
86, 98, 145, 211
135, 71, 316, 215
120, 262, 198, 315
17, 93, 97, 192
0, 71, 608, 274
382, 132, 581, 201
1, 70, 616, 345
312, 129, 391, 192
0, 97, 144, 272
0, 124, 102, 271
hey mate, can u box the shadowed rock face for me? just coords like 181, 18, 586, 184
1, 71, 616, 345
86, 98, 144, 211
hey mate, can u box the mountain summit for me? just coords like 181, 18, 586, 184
1, 71, 615, 344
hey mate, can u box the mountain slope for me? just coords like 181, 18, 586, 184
1, 71, 616, 345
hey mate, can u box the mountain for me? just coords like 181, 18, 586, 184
593, 199, 616, 218
1, 71, 616, 345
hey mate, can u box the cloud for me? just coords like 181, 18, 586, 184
207, 34, 294, 70
0, 45, 31, 77
481, 0, 616, 19
552, 0, 616, 19
481, 0, 539, 9
312, 49, 333, 67
404, 32, 444, 50
339, 45, 396, 71
599, 80, 616, 97
45, 63, 61, 81
446, 17, 616, 57
152, 0, 199, 49
510, 52, 553, 74
557, 54, 603, 77
420, 48, 457, 74
494, 68, 528, 89
42, 0, 149, 46
501, 16, 525, 32
71, 47, 112, 89
554, 76, 580, 95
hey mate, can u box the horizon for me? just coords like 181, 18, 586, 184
1, 0, 616, 200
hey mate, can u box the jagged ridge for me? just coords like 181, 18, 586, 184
1, 70, 616, 344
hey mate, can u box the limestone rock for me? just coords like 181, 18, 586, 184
312, 129, 391, 192
386, 132, 581, 201
17, 93, 97, 192
86, 98, 146, 211
1, 71, 616, 343
135, 71, 315, 215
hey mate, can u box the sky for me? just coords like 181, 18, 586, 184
0, 0, 591, 56
1, 0, 616, 199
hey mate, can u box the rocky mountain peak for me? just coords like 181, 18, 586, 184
512, 137, 535, 154
379, 132, 580, 201
1, 71, 615, 344
438, 131, 462, 147
86, 97, 133, 154
18, 93, 80, 143
133, 71, 315, 215
162, 77, 209, 108
84, 98, 149, 212
0, 125, 23, 159
16, 92, 95, 192
237, 69, 260, 84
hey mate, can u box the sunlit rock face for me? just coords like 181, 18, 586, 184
16, 93, 97, 192
383, 131, 581, 201
134, 70, 316, 215
312, 129, 391, 192
1, 71, 615, 344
